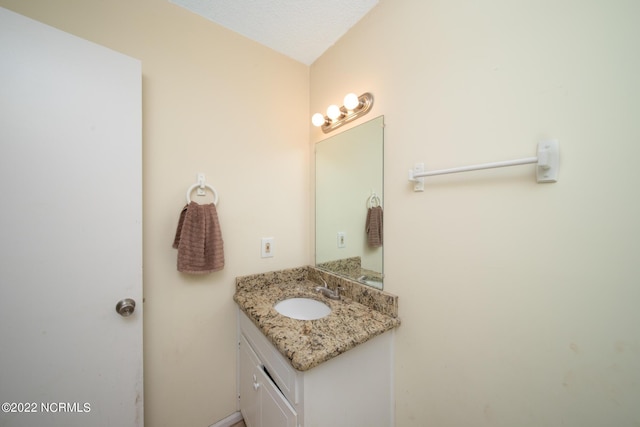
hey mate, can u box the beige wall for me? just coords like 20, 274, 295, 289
0, 1, 309, 425
311, 0, 640, 425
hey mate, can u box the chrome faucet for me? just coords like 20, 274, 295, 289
315, 278, 342, 300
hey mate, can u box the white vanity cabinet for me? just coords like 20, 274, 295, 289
239, 334, 297, 427
238, 310, 394, 427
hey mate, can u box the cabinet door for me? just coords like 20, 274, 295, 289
239, 336, 260, 427
258, 367, 297, 427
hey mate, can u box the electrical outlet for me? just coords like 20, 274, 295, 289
337, 232, 346, 248
261, 237, 274, 258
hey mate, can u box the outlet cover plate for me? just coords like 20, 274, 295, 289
261, 237, 274, 258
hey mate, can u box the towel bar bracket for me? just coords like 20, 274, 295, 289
196, 173, 206, 196
536, 140, 559, 183
411, 163, 425, 192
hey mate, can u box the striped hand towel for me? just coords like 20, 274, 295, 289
173, 201, 224, 274
365, 206, 383, 248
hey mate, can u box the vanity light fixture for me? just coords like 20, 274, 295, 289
311, 92, 374, 134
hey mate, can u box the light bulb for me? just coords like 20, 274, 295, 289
311, 113, 325, 127
326, 104, 341, 120
343, 93, 360, 110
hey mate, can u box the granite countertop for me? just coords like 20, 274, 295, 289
234, 267, 400, 371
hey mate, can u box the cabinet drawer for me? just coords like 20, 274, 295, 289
239, 311, 300, 405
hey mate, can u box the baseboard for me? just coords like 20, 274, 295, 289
209, 411, 243, 427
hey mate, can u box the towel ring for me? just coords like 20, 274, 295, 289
186, 183, 219, 205
367, 193, 381, 208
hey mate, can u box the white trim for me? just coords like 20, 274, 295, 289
209, 411, 243, 427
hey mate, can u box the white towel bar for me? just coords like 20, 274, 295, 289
408, 141, 559, 191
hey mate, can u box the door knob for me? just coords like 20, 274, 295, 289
115, 298, 136, 317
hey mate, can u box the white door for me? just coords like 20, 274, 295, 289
0, 7, 143, 427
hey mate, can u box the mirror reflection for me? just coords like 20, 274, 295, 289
315, 115, 384, 289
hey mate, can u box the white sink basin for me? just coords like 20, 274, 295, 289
274, 297, 331, 320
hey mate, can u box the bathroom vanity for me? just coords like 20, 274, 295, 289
234, 267, 400, 427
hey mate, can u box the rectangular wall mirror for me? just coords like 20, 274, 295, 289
315, 115, 384, 289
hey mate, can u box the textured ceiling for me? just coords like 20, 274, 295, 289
170, 0, 379, 65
